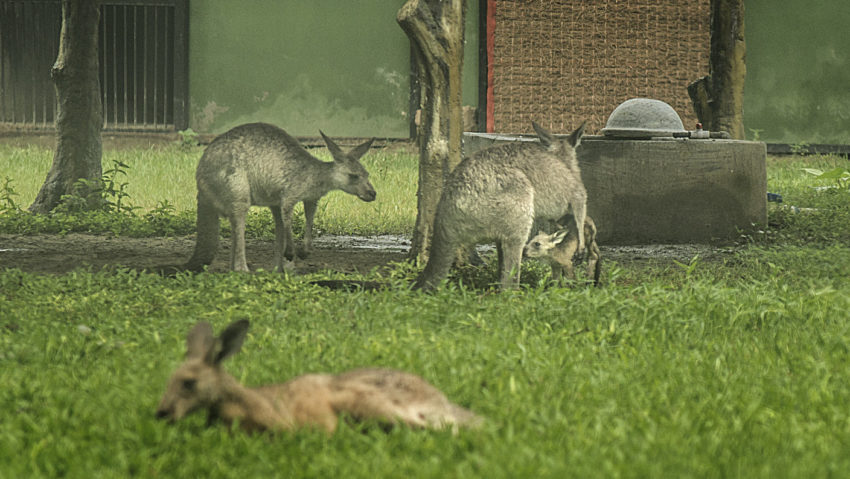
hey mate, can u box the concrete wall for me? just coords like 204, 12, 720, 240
187, 0, 479, 137
464, 134, 768, 244
744, 1, 850, 144
578, 139, 767, 244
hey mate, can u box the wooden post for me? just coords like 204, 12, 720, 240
397, 0, 466, 264
688, 0, 746, 140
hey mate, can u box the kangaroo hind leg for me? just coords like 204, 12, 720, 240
185, 193, 220, 271
271, 206, 296, 272
499, 238, 527, 290
298, 199, 318, 259
227, 202, 251, 272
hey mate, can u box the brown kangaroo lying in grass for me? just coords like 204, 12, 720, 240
156, 320, 482, 433
524, 214, 602, 286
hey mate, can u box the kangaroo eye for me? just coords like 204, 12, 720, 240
348, 173, 360, 181
182, 379, 197, 391
533, 242, 540, 247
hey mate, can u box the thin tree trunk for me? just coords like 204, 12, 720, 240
30, 0, 103, 213
688, 0, 746, 140
398, 0, 465, 264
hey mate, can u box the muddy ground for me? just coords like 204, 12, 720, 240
0, 233, 735, 277
0, 233, 411, 275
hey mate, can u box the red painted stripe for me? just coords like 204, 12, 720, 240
486, 0, 496, 133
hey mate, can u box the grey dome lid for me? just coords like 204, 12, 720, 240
601, 98, 687, 138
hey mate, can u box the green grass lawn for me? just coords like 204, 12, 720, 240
0, 143, 418, 236
1, 145, 850, 478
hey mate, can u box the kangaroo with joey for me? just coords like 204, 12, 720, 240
414, 121, 587, 290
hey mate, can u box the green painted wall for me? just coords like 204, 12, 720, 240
188, 1, 479, 137
188, 2, 848, 143
744, 1, 850, 144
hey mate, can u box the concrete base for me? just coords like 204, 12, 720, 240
463, 134, 767, 244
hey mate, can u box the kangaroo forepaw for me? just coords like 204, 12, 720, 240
572, 248, 586, 264
276, 259, 296, 273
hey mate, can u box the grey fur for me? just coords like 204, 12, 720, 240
414, 121, 587, 290
185, 123, 376, 272
524, 214, 602, 287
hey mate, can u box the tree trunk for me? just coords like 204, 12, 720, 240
688, 0, 746, 140
397, 0, 466, 264
30, 0, 103, 214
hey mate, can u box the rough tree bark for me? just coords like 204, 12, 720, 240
688, 0, 746, 140
397, 0, 466, 264
30, 0, 103, 214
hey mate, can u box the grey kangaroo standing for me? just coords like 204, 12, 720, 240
414, 121, 587, 291
524, 214, 602, 286
185, 123, 376, 272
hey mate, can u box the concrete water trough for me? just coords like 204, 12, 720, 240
463, 99, 767, 245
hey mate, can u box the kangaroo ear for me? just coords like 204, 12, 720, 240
209, 319, 250, 365
568, 121, 587, 148
532, 121, 556, 150
553, 229, 569, 244
320, 131, 346, 161
348, 137, 375, 161
186, 322, 215, 360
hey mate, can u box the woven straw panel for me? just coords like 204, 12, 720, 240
493, 0, 709, 134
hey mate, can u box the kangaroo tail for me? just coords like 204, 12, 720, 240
185, 193, 220, 271
413, 217, 457, 292
592, 253, 602, 287
585, 218, 601, 287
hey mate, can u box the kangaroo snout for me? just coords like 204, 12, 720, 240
359, 185, 377, 202
155, 402, 182, 423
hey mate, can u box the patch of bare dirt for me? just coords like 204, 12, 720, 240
0, 233, 736, 277
0, 233, 409, 275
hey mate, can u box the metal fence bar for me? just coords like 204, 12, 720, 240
6, 2, 14, 123
12, 2, 21, 123
163, 7, 169, 127
122, 5, 127, 125
152, 5, 157, 127
27, 2, 35, 124
1, 0, 184, 131
36, 4, 47, 124
142, 5, 147, 127
101, 3, 108, 128
0, 3, 5, 123
132, 4, 138, 126
172, 0, 187, 130
112, 5, 119, 125
34, 1, 45, 124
